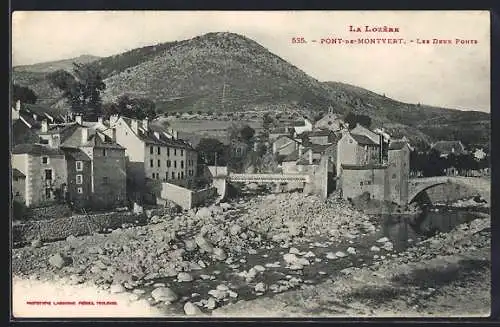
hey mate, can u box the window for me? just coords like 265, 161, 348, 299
167, 160, 171, 167
42, 157, 49, 164
158, 160, 161, 167
155, 173, 159, 180
45, 169, 52, 180
174, 161, 177, 168
102, 149, 107, 156
150, 146, 154, 154
174, 149, 177, 156
15, 191, 20, 196
181, 171, 184, 179
76, 174, 83, 184
167, 148, 170, 156
150, 159, 154, 168
181, 160, 184, 169
165, 172, 168, 180
103, 177, 109, 184
158, 147, 161, 155
181, 149, 184, 156
77, 187, 83, 194
45, 188, 51, 199
178, 172, 181, 179
76, 161, 83, 171
392, 173, 397, 179
171, 172, 175, 179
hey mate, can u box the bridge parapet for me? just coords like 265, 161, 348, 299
408, 176, 490, 204
228, 173, 310, 183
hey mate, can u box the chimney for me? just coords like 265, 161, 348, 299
174, 131, 178, 139
298, 144, 303, 158
41, 120, 48, 133
16, 100, 20, 111
97, 116, 104, 125
142, 118, 149, 131
379, 133, 383, 164
81, 127, 88, 143
131, 120, 139, 134
309, 150, 313, 165
112, 128, 117, 142
75, 115, 83, 125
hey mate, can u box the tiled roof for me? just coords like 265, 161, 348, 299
122, 117, 194, 150
12, 168, 25, 178
12, 143, 65, 156
389, 141, 409, 150
351, 134, 378, 145
431, 141, 466, 155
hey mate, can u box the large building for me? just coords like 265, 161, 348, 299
107, 115, 197, 202
336, 130, 383, 177
314, 107, 346, 132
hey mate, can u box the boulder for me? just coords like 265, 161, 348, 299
196, 207, 212, 219
31, 239, 42, 248
195, 234, 214, 254
254, 282, 267, 293
229, 224, 242, 236
48, 254, 72, 269
184, 301, 203, 315
370, 246, 381, 252
212, 248, 227, 261
184, 239, 197, 252
376, 237, 389, 243
326, 252, 337, 260
220, 203, 232, 211
110, 284, 126, 294
151, 287, 178, 302
283, 253, 299, 265
347, 247, 356, 255
335, 251, 347, 258
177, 272, 193, 282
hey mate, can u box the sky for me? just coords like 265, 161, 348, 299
12, 11, 490, 112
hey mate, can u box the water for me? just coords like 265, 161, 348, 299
139, 208, 486, 314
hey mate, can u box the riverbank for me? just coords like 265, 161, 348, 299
11, 192, 490, 317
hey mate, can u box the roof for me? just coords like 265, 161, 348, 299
122, 117, 194, 150
341, 164, 388, 170
389, 141, 410, 150
12, 143, 65, 156
12, 168, 25, 179
296, 158, 320, 166
431, 141, 466, 155
269, 127, 291, 135
305, 129, 334, 137
61, 148, 92, 161
351, 134, 378, 145
18, 113, 41, 129
283, 150, 300, 162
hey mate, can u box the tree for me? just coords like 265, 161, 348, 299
345, 112, 372, 129
262, 113, 274, 131
196, 138, 228, 166
47, 63, 106, 120
103, 94, 157, 120
240, 125, 255, 143
12, 84, 37, 104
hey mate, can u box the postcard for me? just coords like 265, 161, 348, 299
10, 10, 491, 318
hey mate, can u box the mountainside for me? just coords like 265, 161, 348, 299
13, 54, 100, 73
11, 32, 490, 147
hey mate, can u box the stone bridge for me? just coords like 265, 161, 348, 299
408, 176, 490, 204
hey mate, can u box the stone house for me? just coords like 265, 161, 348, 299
301, 129, 338, 145
340, 140, 411, 206
268, 127, 294, 141
336, 130, 382, 177
37, 116, 127, 210
314, 108, 345, 132
108, 115, 197, 202
293, 118, 313, 136
12, 143, 67, 207
12, 168, 26, 203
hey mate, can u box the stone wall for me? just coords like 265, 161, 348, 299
13, 211, 146, 244
160, 182, 218, 210
27, 204, 73, 221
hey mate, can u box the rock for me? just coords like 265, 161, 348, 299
151, 287, 178, 302
289, 247, 301, 255
229, 224, 242, 236
177, 272, 193, 282
326, 252, 337, 260
283, 253, 299, 264
200, 274, 211, 280
196, 207, 212, 219
335, 251, 347, 258
228, 290, 238, 298
110, 284, 126, 294
254, 282, 267, 293
212, 248, 227, 261
195, 234, 214, 254
377, 237, 389, 243
220, 203, 232, 211
370, 246, 381, 252
48, 253, 71, 269
184, 239, 197, 252
133, 203, 143, 215
304, 251, 316, 258
184, 301, 203, 315
347, 247, 356, 255
253, 265, 266, 272
216, 284, 229, 291
31, 239, 42, 248
206, 297, 217, 310
383, 242, 394, 251
189, 262, 202, 271
133, 289, 146, 294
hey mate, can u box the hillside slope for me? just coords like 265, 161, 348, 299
11, 32, 490, 147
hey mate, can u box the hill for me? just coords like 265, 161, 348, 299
13, 54, 100, 73
11, 32, 490, 147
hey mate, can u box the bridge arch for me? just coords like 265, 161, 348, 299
408, 177, 490, 204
